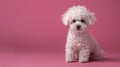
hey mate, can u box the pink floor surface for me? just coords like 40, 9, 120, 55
0, 52, 120, 67
0, 0, 120, 67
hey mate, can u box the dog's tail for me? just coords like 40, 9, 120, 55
101, 50, 105, 57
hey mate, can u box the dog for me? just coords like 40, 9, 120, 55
62, 5, 104, 63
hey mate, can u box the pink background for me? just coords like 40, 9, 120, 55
0, 0, 120, 67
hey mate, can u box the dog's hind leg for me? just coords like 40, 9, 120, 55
92, 48, 104, 61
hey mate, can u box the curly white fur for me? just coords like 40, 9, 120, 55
62, 6, 96, 26
62, 5, 104, 63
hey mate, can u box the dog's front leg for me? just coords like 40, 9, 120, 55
65, 48, 78, 63
79, 47, 90, 63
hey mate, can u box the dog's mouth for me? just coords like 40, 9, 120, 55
77, 28, 80, 30
76, 28, 85, 32
77, 28, 81, 30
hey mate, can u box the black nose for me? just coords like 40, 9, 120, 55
76, 25, 81, 29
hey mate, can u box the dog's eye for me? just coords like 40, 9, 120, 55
80, 19, 85, 23
72, 20, 76, 23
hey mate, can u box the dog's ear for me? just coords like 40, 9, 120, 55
87, 12, 96, 25
61, 11, 70, 26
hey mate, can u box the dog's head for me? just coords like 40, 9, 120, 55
62, 5, 96, 32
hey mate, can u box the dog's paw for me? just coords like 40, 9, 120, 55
65, 59, 77, 63
66, 60, 73, 63
79, 58, 89, 63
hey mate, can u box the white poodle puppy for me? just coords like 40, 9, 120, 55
62, 5, 104, 63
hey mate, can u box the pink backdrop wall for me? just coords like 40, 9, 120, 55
0, 0, 120, 53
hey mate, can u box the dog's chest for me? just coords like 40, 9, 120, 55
67, 33, 88, 50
